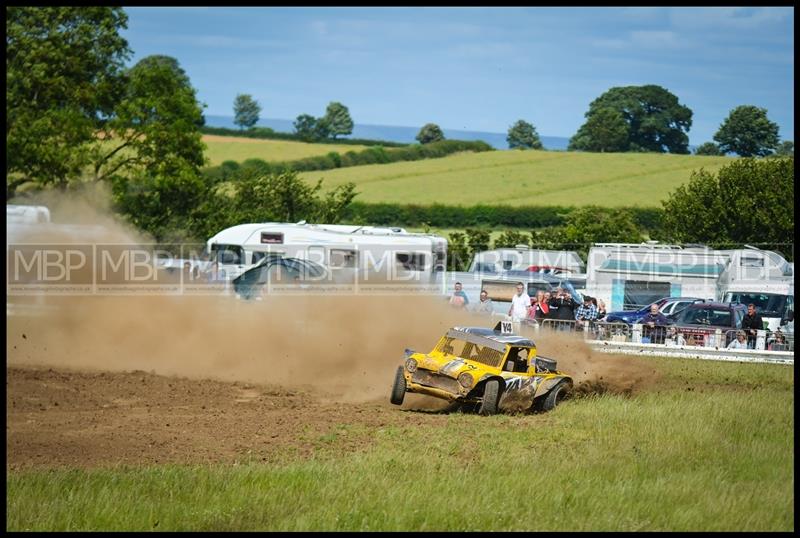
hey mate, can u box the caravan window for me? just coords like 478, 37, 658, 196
211, 244, 243, 265
252, 251, 284, 264
396, 253, 427, 271
330, 249, 357, 268
740, 256, 764, 267
623, 281, 671, 310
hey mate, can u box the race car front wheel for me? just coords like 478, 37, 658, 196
538, 380, 570, 412
479, 379, 502, 416
390, 366, 406, 405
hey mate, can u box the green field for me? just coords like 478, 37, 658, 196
7, 357, 793, 531
300, 150, 733, 207
202, 135, 369, 166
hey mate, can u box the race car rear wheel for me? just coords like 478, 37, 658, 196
538, 380, 570, 412
479, 379, 502, 416
390, 366, 407, 405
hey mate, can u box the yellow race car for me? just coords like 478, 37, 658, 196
390, 321, 573, 415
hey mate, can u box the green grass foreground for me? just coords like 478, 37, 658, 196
301, 150, 732, 207
6, 358, 793, 531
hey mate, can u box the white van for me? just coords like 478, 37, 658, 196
206, 221, 447, 281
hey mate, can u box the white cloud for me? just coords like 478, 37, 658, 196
669, 7, 791, 30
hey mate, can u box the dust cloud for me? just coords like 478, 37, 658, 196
7, 188, 661, 404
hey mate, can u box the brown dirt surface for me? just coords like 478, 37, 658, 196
6, 364, 457, 470
7, 295, 662, 471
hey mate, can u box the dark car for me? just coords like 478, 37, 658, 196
604, 297, 707, 325
666, 302, 747, 346
232, 256, 327, 299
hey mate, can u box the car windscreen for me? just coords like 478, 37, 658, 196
679, 308, 732, 327
723, 292, 787, 318
436, 337, 505, 368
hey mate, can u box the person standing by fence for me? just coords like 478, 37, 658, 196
575, 295, 598, 331
508, 282, 532, 323
639, 303, 669, 343
741, 303, 764, 349
549, 287, 576, 330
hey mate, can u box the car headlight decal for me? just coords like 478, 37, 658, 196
405, 358, 418, 372
457, 372, 473, 388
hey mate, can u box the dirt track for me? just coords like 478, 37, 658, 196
7, 365, 460, 470
6, 295, 662, 471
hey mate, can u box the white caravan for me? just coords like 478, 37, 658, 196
7, 204, 51, 225
585, 242, 793, 313
468, 245, 585, 276
205, 221, 447, 281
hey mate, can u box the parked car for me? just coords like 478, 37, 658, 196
665, 302, 747, 347
232, 255, 327, 299
604, 297, 707, 325
390, 321, 573, 415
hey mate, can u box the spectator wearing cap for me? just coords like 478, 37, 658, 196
548, 287, 576, 330
575, 295, 598, 330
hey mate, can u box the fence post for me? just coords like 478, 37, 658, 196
756, 329, 766, 350
712, 328, 722, 348
632, 323, 642, 344
583, 321, 590, 340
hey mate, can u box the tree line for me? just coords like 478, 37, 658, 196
234, 84, 792, 157
6, 7, 794, 252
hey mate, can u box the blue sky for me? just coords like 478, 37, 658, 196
121, 6, 794, 144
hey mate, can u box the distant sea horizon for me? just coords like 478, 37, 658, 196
204, 115, 571, 151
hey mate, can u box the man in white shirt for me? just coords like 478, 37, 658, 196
508, 282, 532, 322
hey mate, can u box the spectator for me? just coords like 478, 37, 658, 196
639, 304, 669, 343
182, 261, 193, 282
508, 282, 532, 322
527, 295, 537, 320
769, 328, 788, 351
727, 330, 748, 349
574, 295, 598, 330
472, 289, 494, 315
596, 299, 607, 320
532, 290, 550, 320
741, 303, 764, 349
665, 326, 686, 346
549, 287, 576, 330
449, 282, 469, 308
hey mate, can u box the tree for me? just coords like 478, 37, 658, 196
713, 105, 780, 157
494, 230, 531, 248
95, 55, 206, 184
568, 108, 628, 152
774, 141, 794, 157
416, 123, 445, 144
694, 142, 723, 156
294, 114, 318, 141
102, 55, 207, 240
563, 207, 644, 259
323, 101, 353, 139
569, 85, 693, 154
6, 6, 131, 194
233, 94, 261, 130
203, 170, 357, 231
506, 120, 542, 150
293, 113, 331, 142
660, 158, 793, 250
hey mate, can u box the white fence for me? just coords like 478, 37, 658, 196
518, 318, 794, 365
